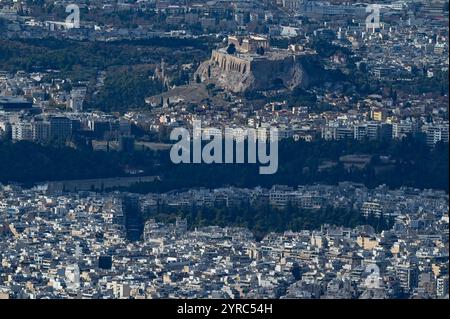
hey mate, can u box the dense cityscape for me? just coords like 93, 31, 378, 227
1, 183, 448, 299
0, 0, 448, 300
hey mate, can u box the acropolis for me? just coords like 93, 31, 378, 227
195, 35, 319, 93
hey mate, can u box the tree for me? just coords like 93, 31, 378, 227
292, 262, 302, 280
206, 83, 216, 96
226, 43, 236, 55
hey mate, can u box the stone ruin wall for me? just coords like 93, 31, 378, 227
211, 50, 251, 75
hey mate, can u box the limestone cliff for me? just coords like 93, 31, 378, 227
195, 49, 321, 93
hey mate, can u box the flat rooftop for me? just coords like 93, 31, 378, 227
0, 96, 33, 109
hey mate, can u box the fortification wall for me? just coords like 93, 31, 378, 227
211, 51, 251, 75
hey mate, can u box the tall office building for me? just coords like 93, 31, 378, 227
366, 122, 381, 141
396, 263, 419, 293
11, 121, 33, 141
32, 119, 50, 142
379, 123, 393, 142
354, 124, 368, 141
48, 116, 72, 141
122, 195, 143, 242
436, 275, 449, 297
424, 123, 449, 146
393, 121, 416, 139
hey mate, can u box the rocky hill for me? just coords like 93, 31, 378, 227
195, 48, 323, 93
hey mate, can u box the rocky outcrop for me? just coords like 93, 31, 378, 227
195, 49, 321, 93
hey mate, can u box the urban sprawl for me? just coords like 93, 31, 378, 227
0, 0, 448, 299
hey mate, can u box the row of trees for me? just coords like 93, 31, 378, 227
151, 136, 449, 192
1, 136, 448, 192
0, 37, 210, 81
146, 201, 394, 240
